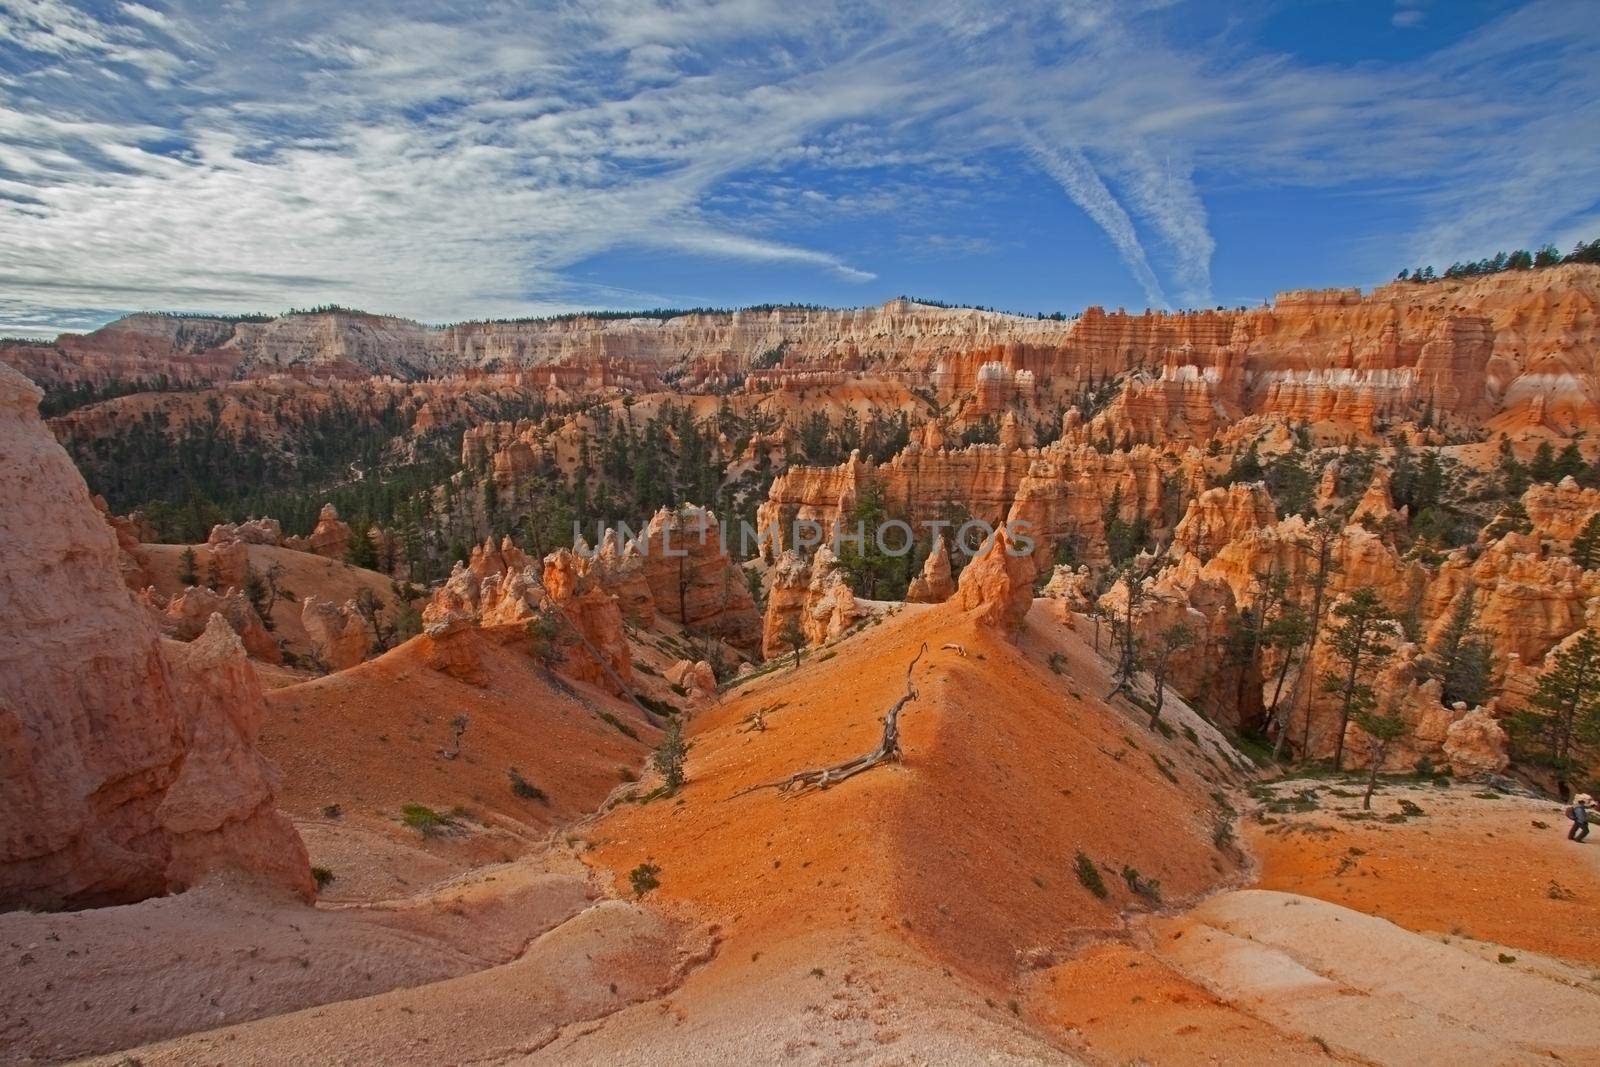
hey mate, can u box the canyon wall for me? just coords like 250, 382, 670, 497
8, 268, 1595, 439
0, 364, 310, 909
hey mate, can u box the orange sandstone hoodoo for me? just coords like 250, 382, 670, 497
0, 363, 311, 908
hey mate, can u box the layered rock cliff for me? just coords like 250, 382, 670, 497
0, 364, 310, 909
10, 267, 1596, 441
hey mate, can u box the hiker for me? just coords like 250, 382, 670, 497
1567, 794, 1592, 843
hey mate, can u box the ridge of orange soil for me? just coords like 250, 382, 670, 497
262, 628, 656, 875
585, 599, 1251, 989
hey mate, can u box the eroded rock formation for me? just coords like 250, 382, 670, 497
0, 364, 309, 909
634, 507, 761, 653
952, 527, 1037, 629
301, 595, 376, 671
905, 534, 954, 603
150, 585, 281, 664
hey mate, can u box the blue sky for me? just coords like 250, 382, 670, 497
0, 0, 1596, 336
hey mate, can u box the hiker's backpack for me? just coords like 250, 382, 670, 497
1566, 804, 1577, 820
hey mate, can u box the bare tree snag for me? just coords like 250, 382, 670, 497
736, 643, 927, 797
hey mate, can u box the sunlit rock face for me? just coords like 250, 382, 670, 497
0, 364, 310, 909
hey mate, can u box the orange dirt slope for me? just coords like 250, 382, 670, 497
262, 625, 657, 868
1247, 780, 1600, 966
586, 597, 1252, 990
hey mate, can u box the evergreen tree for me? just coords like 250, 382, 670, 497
1509, 630, 1600, 781
482, 471, 498, 520
347, 528, 379, 570
1103, 484, 1136, 566
1530, 441, 1558, 483
653, 719, 688, 794
780, 616, 806, 670
1321, 587, 1399, 771
1571, 513, 1600, 569
178, 546, 198, 587
1262, 600, 1312, 726
526, 611, 564, 669
1275, 519, 1343, 760
352, 586, 392, 652
1148, 621, 1197, 730
1351, 706, 1409, 810
837, 481, 909, 599
1106, 556, 1160, 702
1265, 448, 1314, 518
1424, 589, 1493, 708
1497, 436, 1529, 497
1224, 441, 1263, 485
1485, 498, 1533, 540
243, 566, 274, 630
1554, 442, 1587, 481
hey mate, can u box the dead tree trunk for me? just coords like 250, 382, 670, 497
737, 643, 927, 797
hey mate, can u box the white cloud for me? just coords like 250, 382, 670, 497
1023, 136, 1169, 309
0, 0, 1595, 330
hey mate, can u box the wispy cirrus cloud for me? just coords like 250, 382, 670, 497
0, 0, 1595, 332
1023, 135, 1169, 308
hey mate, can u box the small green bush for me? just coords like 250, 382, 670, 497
599, 711, 642, 739
629, 862, 661, 897
1121, 865, 1162, 902
1074, 851, 1108, 899
401, 803, 451, 836
508, 767, 548, 802
311, 866, 335, 891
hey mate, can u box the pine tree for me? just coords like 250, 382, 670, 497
1530, 441, 1557, 483
244, 566, 274, 630
1275, 519, 1343, 760
1103, 485, 1135, 566
653, 719, 688, 794
1106, 556, 1159, 702
1497, 436, 1529, 496
1352, 706, 1409, 809
1424, 589, 1494, 709
780, 616, 806, 670
178, 546, 198, 587
838, 480, 904, 599
1263, 601, 1312, 725
1509, 630, 1600, 779
1321, 587, 1399, 771
1485, 499, 1532, 540
1572, 514, 1600, 569
1148, 621, 1197, 729
526, 611, 565, 669
347, 528, 379, 570
1554, 442, 1587, 481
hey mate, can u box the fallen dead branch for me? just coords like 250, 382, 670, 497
735, 643, 927, 797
